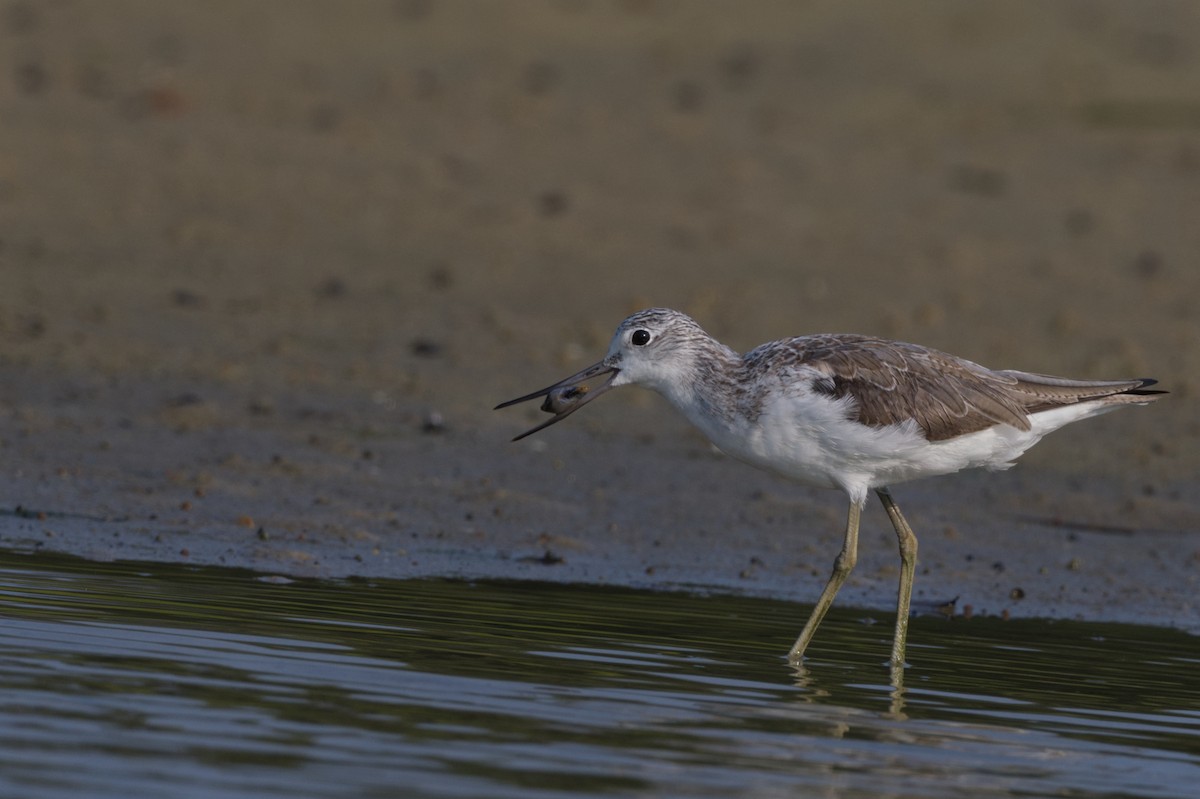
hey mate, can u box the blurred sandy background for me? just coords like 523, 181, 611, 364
1, 1, 1197, 626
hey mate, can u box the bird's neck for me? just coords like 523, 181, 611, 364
655, 341, 745, 430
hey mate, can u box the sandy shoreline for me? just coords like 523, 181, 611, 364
2, 2, 1197, 632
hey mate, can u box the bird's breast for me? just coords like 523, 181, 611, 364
679, 389, 860, 490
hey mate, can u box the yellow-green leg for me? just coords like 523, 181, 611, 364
876, 487, 918, 667
787, 500, 863, 663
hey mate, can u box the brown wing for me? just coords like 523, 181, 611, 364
744, 334, 1160, 441
777, 335, 1028, 441
760, 335, 1161, 441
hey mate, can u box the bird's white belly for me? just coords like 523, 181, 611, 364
682, 391, 1108, 502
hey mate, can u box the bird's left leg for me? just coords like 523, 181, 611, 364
876, 487, 918, 667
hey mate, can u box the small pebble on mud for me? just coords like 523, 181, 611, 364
427, 264, 454, 291
411, 338, 442, 357
171, 289, 206, 308
537, 191, 569, 217
315, 277, 347, 298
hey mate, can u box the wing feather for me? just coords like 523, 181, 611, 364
745, 335, 1154, 442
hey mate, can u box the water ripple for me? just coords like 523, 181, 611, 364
1, 551, 1197, 799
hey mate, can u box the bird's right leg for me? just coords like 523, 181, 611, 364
787, 500, 863, 663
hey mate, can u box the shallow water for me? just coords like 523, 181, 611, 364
1, 551, 1198, 799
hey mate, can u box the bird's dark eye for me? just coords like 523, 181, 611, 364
631, 329, 651, 346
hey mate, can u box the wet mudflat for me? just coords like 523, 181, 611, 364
2, 551, 1197, 799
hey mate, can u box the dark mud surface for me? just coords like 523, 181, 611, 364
2, 1, 1198, 631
